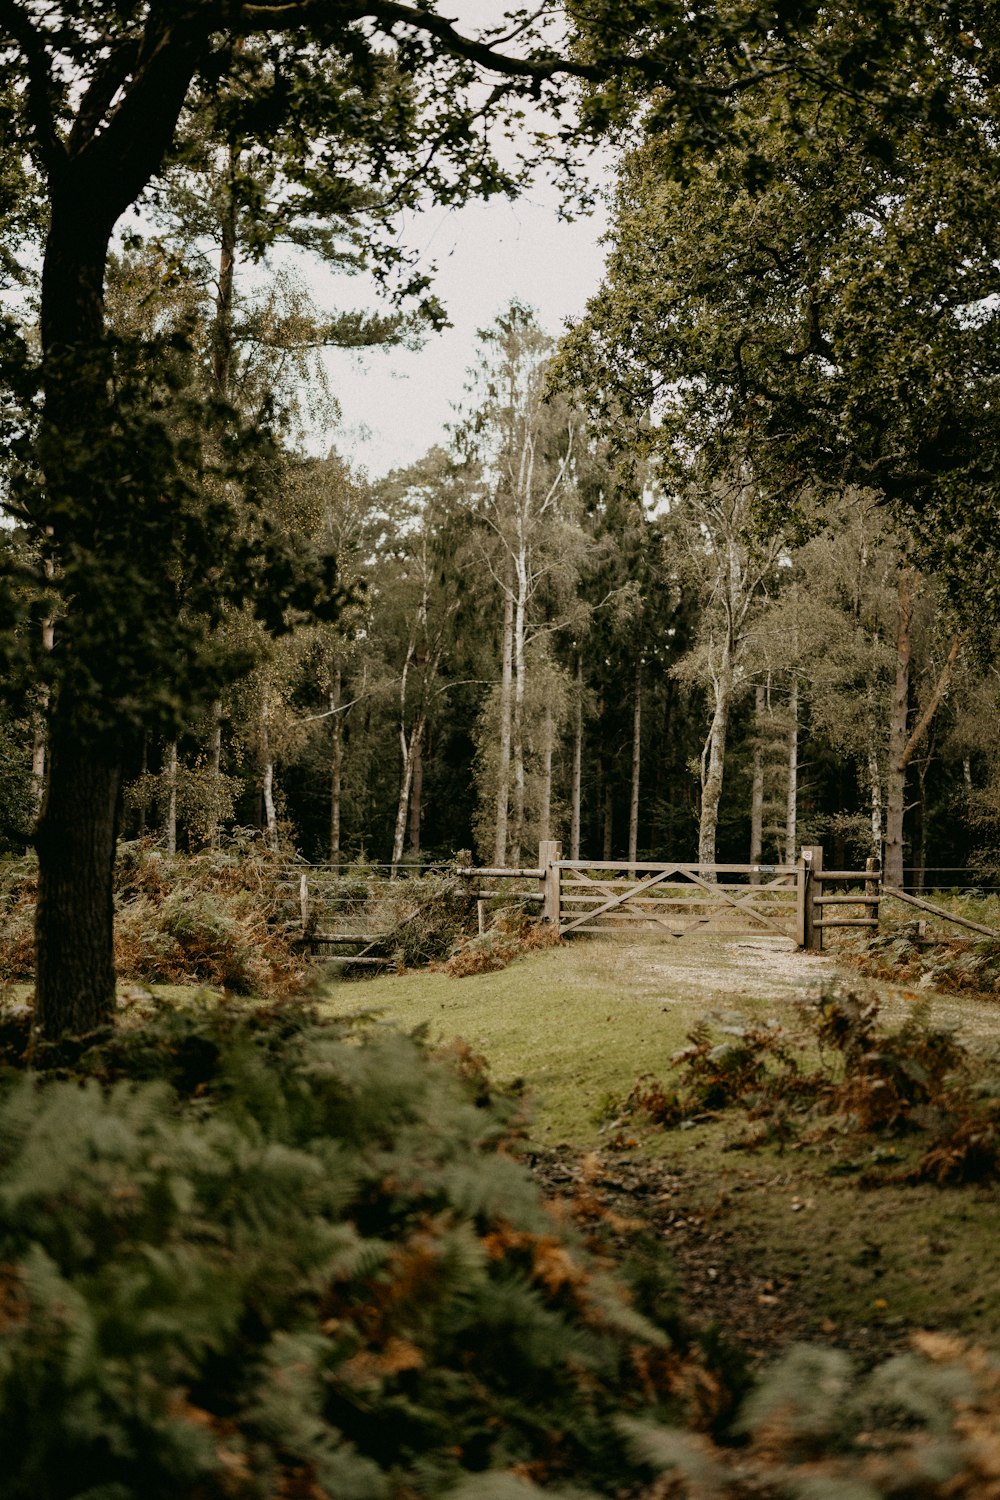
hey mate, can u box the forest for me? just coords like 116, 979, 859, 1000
3, 4, 1000, 1498
4, 5, 999, 921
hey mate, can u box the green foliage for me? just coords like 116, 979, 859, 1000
628, 1331, 1000, 1498
616, 989, 1000, 1175
0, 1003, 687, 1498
858, 920, 1000, 997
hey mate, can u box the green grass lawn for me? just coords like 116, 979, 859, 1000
318, 932, 1000, 1355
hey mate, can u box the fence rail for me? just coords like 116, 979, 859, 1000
279, 846, 1000, 961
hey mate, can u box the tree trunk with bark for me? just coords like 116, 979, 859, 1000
539, 703, 553, 842
785, 672, 798, 865
628, 656, 642, 874
407, 721, 424, 859
34, 735, 122, 1036
749, 683, 765, 880
493, 587, 514, 866
570, 652, 583, 861
329, 666, 343, 866
603, 780, 613, 861
884, 572, 964, 888
868, 749, 883, 861
32, 36, 200, 1033
392, 715, 425, 874
884, 576, 913, 889
698, 642, 734, 870
164, 740, 178, 855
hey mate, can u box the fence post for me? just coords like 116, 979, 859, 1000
539, 840, 562, 927
865, 856, 880, 932
808, 844, 823, 950
299, 871, 310, 933
795, 849, 810, 948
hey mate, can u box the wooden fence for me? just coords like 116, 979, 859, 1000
282, 845, 1000, 962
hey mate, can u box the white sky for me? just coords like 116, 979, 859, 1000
301, 0, 612, 479
308, 187, 609, 477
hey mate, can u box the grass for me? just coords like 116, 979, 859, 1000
318, 929, 1000, 1354
317, 933, 826, 1142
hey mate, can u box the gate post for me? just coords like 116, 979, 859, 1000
796, 844, 823, 950
865, 855, 880, 931
539, 840, 562, 927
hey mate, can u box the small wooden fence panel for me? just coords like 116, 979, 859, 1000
555, 860, 801, 940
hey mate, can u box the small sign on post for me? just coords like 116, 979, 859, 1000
796, 845, 823, 950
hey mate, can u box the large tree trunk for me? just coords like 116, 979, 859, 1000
628, 657, 642, 874
570, 652, 583, 860
34, 734, 122, 1036
33, 48, 198, 1035
493, 587, 514, 866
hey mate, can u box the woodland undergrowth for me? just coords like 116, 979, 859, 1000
614, 988, 1000, 1187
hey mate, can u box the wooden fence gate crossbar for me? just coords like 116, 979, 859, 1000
554, 859, 800, 940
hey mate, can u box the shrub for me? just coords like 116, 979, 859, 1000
0, 1003, 699, 1499
442, 913, 561, 979
625, 1333, 1000, 1497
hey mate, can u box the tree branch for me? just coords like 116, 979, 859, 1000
900, 631, 965, 771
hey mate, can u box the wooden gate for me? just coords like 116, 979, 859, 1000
555, 859, 801, 940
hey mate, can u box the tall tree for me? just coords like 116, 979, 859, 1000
0, 3, 633, 1035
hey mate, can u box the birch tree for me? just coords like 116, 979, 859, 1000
459, 305, 588, 865
671, 470, 782, 869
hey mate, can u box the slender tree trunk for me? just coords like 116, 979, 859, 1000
329, 665, 342, 867
407, 720, 424, 858
539, 703, 553, 842
30, 599, 55, 817
963, 757, 973, 795
884, 578, 912, 890
205, 698, 223, 848
164, 740, 178, 856
493, 587, 514, 866
603, 781, 613, 861
392, 714, 425, 874
511, 552, 528, 866
260, 705, 277, 849
749, 683, 765, 881
570, 652, 583, 860
698, 645, 733, 870
868, 749, 883, 860
785, 672, 798, 865
31, 725, 47, 817
136, 733, 148, 838
914, 754, 931, 893
628, 656, 642, 875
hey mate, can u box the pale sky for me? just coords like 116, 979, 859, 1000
302, 176, 610, 478
302, 0, 612, 478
